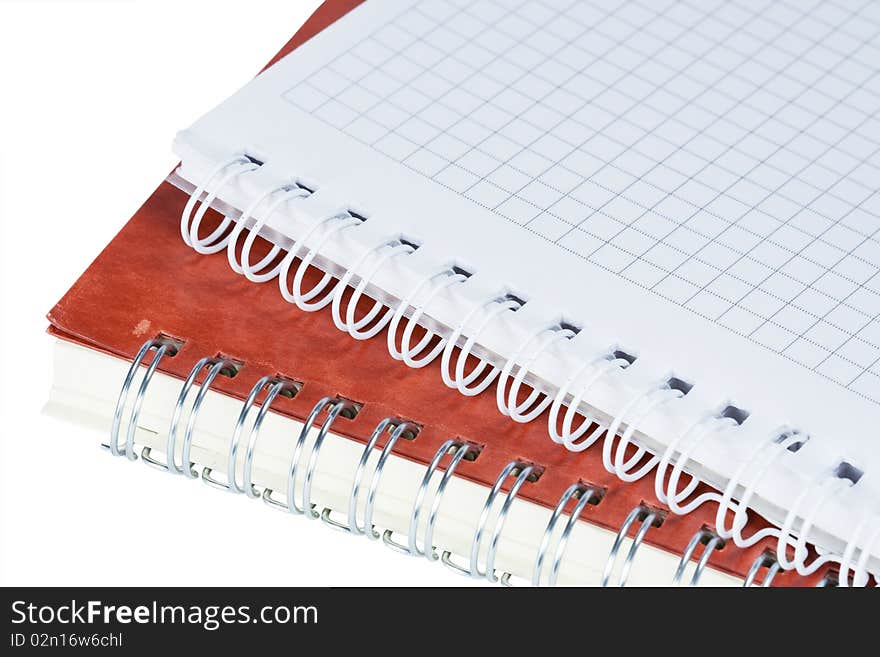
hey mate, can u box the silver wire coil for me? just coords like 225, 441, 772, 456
602, 505, 663, 587
381, 438, 479, 560
106, 343, 789, 587
672, 527, 725, 586
500, 480, 602, 587
202, 375, 301, 494
743, 550, 781, 587
320, 417, 420, 538
440, 460, 537, 583
141, 355, 239, 476
105, 337, 180, 459
262, 396, 359, 517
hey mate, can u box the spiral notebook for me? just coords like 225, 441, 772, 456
48, 180, 833, 586
47, 0, 878, 585
168, 0, 880, 575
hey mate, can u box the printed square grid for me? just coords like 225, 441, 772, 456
282, 0, 880, 403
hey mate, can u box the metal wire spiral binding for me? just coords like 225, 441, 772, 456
440, 460, 537, 583
320, 417, 420, 536
201, 375, 301, 493
743, 551, 781, 587
106, 343, 859, 587
528, 482, 601, 586
672, 528, 725, 586
105, 337, 179, 459
382, 439, 478, 559
602, 505, 662, 587
262, 397, 359, 517
141, 356, 238, 477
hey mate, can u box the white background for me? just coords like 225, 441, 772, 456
0, 0, 479, 586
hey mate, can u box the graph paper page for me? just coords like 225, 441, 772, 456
174, 0, 880, 550
283, 0, 880, 402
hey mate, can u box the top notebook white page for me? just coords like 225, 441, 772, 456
173, 0, 880, 559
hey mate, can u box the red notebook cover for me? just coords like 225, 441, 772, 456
47, 0, 827, 586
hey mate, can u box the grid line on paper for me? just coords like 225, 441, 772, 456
283, 0, 880, 404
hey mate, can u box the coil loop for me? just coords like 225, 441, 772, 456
382, 439, 477, 559
837, 512, 873, 587
440, 461, 536, 583
141, 356, 238, 477
330, 239, 415, 340
262, 397, 358, 517
530, 482, 600, 586
106, 337, 178, 459
278, 212, 362, 311
776, 472, 851, 576
743, 550, 781, 587
495, 323, 576, 422
387, 268, 468, 368
602, 505, 662, 587
672, 528, 724, 586
320, 418, 420, 537
226, 183, 311, 282
715, 430, 807, 549
440, 293, 521, 396
201, 375, 300, 493
848, 521, 880, 588
655, 413, 739, 515
181, 154, 259, 253
550, 353, 628, 452
602, 380, 685, 482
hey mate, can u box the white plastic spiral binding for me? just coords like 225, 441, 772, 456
715, 430, 807, 550
840, 516, 880, 587
495, 323, 575, 422
279, 213, 363, 311
227, 182, 311, 282
602, 379, 687, 483
387, 267, 467, 368
653, 411, 738, 515
180, 154, 259, 253
775, 473, 850, 576
175, 156, 876, 580
331, 239, 415, 340
547, 353, 624, 452
440, 293, 519, 396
